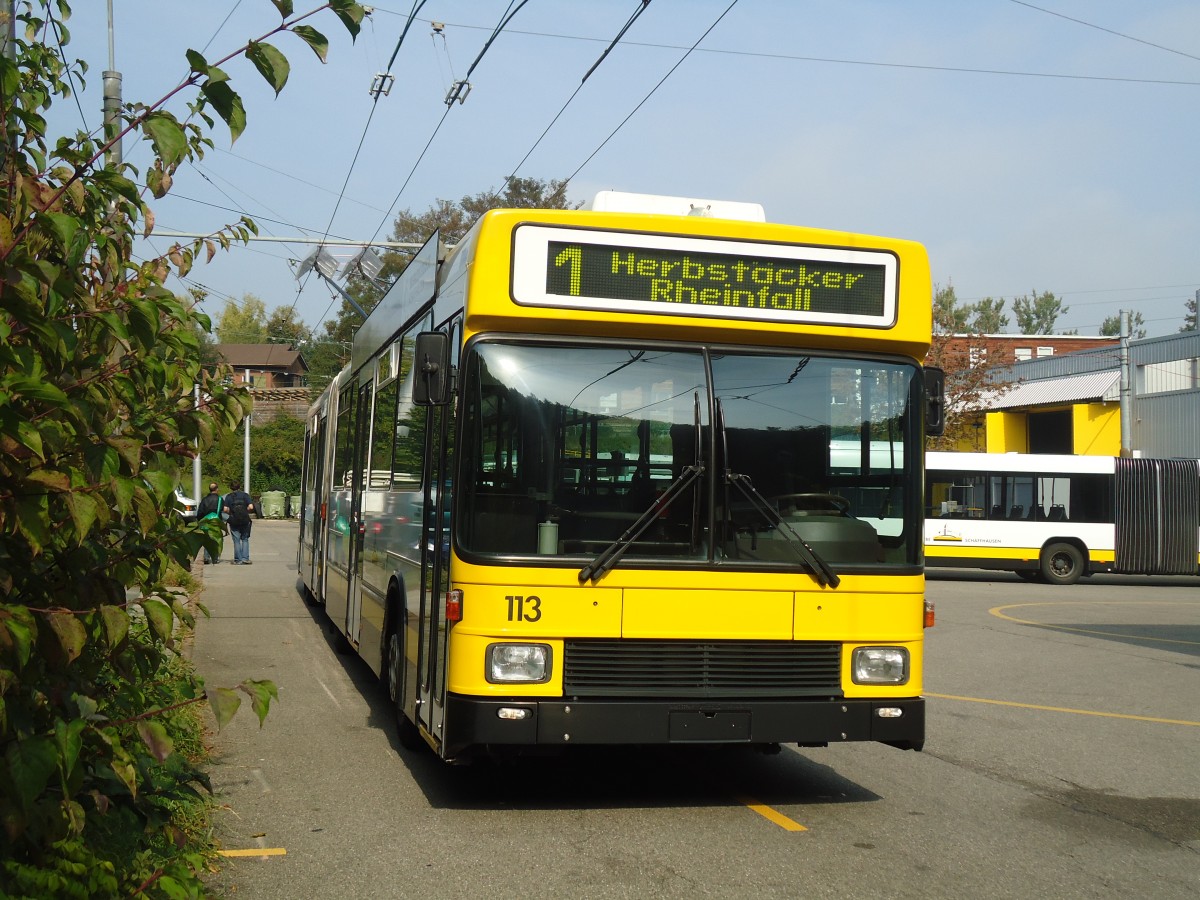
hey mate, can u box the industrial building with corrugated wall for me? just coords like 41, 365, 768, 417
979, 331, 1200, 458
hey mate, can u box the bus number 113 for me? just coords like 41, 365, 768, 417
506, 594, 542, 622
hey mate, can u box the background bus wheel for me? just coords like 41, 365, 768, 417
385, 628, 425, 752
1040, 543, 1084, 585
1016, 570, 1041, 582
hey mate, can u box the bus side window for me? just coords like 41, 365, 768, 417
1048, 504, 1067, 521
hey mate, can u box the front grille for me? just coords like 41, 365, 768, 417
563, 640, 842, 698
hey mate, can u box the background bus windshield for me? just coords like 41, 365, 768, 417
459, 341, 919, 569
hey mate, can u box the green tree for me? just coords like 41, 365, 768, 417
0, 1, 364, 892
204, 413, 307, 495
1013, 289, 1067, 334
301, 336, 351, 391
388, 176, 576, 255
188, 287, 224, 367
314, 177, 578, 383
1100, 311, 1146, 339
928, 283, 1014, 448
266, 304, 309, 347
969, 297, 1009, 334
932, 282, 970, 334
1181, 291, 1198, 332
217, 292, 269, 343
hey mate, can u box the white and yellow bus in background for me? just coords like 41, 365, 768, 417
299, 192, 945, 761
925, 451, 1200, 584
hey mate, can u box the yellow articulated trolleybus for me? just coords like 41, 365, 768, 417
298, 192, 945, 761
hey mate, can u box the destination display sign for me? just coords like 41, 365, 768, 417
510, 225, 897, 327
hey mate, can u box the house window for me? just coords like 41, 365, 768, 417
1015, 348, 1033, 361
1036, 346, 1054, 357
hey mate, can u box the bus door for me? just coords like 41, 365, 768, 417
416, 381, 453, 743
306, 414, 329, 595
346, 383, 373, 644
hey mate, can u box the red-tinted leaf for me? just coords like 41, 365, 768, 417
136, 719, 174, 763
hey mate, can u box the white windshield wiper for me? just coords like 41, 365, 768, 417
578, 393, 705, 584
716, 399, 840, 589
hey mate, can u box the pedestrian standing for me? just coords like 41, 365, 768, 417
223, 480, 256, 565
195, 482, 224, 564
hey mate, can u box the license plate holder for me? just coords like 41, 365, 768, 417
668, 709, 751, 742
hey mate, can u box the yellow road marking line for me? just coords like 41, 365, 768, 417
218, 848, 288, 857
926, 692, 1200, 727
989, 601, 1200, 647
733, 793, 808, 831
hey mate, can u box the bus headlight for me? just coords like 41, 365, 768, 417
486, 643, 552, 683
852, 647, 909, 684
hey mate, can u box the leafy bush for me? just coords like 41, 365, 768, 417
0, 2, 364, 894
203, 412, 307, 496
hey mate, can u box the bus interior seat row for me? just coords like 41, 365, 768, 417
946, 502, 1069, 522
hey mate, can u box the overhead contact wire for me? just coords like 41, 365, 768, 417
568, 0, 740, 182
295, 0, 431, 315
1008, 0, 1200, 64
316, 0, 431, 251
369, 1, 533, 245
503, 0, 654, 193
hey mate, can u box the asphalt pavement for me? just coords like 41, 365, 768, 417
188, 521, 1200, 899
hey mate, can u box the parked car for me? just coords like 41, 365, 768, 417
175, 487, 198, 522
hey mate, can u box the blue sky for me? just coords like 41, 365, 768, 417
53, 1, 1200, 339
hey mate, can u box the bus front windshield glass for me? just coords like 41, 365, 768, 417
458, 341, 920, 569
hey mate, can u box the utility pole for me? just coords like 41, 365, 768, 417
243, 369, 252, 493
2, 2, 15, 62
103, 1, 122, 168
1119, 309, 1132, 457
3, 2, 15, 168
193, 384, 202, 503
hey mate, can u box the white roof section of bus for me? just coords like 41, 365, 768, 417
588, 190, 766, 222
926, 451, 1115, 474
986, 369, 1120, 411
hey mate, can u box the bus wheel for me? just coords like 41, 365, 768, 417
1041, 543, 1084, 585
385, 626, 425, 752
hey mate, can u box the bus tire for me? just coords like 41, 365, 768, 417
1040, 542, 1084, 585
385, 620, 425, 752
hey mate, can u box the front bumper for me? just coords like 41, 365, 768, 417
442, 695, 924, 757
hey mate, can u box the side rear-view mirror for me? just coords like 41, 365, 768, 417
412, 331, 451, 406
924, 366, 945, 437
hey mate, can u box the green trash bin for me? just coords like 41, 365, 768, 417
289, 495, 302, 518
260, 490, 286, 519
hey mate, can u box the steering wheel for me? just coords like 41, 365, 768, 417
773, 493, 851, 515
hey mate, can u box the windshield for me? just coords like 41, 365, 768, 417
458, 340, 920, 571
